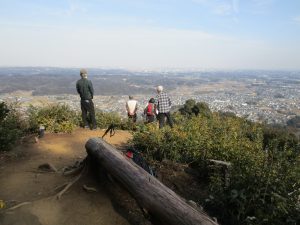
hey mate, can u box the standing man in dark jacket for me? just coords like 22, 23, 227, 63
76, 69, 97, 129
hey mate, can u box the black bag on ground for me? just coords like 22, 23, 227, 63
125, 148, 156, 177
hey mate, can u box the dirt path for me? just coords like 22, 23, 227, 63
0, 128, 132, 225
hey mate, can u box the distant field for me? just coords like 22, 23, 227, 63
0, 67, 299, 96
1, 67, 300, 126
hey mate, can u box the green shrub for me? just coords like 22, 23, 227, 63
95, 110, 144, 131
132, 108, 300, 225
95, 110, 122, 129
179, 99, 212, 118
0, 102, 25, 151
0, 102, 9, 121
287, 116, 300, 128
27, 104, 79, 133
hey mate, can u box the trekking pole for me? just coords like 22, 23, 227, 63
102, 124, 116, 138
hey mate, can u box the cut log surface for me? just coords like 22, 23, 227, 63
86, 138, 219, 225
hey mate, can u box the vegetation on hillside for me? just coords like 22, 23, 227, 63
95, 110, 142, 130
132, 99, 300, 225
287, 116, 300, 129
28, 104, 80, 133
1, 100, 299, 225
1, 102, 136, 151
27, 104, 137, 133
0, 102, 25, 151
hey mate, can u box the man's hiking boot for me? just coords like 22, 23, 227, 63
84, 125, 90, 129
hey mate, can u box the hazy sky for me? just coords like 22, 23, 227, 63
0, 0, 299, 70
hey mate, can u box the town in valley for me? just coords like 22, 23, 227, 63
0, 67, 299, 126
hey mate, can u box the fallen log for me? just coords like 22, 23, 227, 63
86, 138, 218, 225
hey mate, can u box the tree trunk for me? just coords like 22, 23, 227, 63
86, 138, 218, 225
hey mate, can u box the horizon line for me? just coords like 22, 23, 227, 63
0, 66, 299, 72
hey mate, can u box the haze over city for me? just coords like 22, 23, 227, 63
1, 0, 300, 70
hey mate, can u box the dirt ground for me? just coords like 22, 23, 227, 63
0, 128, 133, 225
0, 128, 211, 225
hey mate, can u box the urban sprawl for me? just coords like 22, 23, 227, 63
1, 74, 299, 126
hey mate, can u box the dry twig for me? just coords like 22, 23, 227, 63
6, 202, 32, 210
56, 158, 88, 200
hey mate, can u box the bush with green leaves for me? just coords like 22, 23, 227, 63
28, 104, 80, 133
95, 109, 144, 130
287, 116, 300, 128
132, 105, 300, 225
0, 102, 25, 151
179, 99, 212, 118
95, 110, 122, 129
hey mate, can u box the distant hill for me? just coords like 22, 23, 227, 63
0, 67, 299, 96
0, 67, 204, 95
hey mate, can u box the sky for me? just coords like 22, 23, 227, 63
0, 0, 300, 70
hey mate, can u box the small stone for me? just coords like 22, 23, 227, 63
187, 200, 198, 208
38, 163, 57, 172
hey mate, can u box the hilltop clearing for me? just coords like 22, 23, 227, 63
0, 129, 132, 225
0, 128, 210, 225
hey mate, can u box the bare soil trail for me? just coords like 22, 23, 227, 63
0, 129, 132, 225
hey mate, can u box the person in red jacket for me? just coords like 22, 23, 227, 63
144, 98, 156, 123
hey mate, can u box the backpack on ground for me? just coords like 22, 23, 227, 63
125, 148, 156, 177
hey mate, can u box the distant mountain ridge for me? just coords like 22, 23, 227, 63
0, 67, 299, 96
0, 67, 132, 76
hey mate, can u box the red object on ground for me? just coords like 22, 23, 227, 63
126, 151, 133, 158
